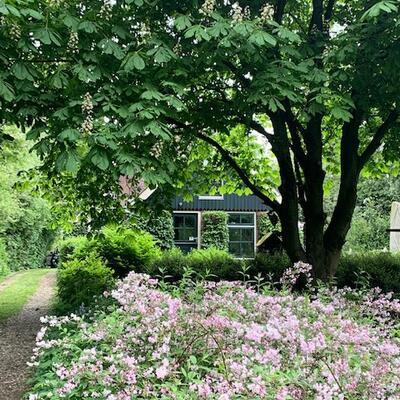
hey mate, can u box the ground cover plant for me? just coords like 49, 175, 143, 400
0, 269, 52, 320
27, 264, 400, 399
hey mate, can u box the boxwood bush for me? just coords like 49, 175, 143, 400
336, 252, 400, 293
57, 253, 115, 312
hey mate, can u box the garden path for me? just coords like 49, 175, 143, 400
0, 270, 57, 400
0, 272, 20, 292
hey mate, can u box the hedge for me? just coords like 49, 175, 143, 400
201, 211, 229, 251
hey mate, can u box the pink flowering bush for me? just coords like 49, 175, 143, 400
27, 270, 400, 399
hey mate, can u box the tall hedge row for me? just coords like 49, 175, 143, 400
201, 211, 229, 251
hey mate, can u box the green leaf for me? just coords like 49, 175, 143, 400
20, 8, 43, 20
78, 21, 97, 33
50, 71, 68, 89
140, 90, 163, 100
12, 63, 34, 81
56, 150, 80, 173
33, 28, 51, 45
332, 107, 352, 122
175, 15, 192, 31
122, 53, 145, 71
5, 4, 20, 17
63, 14, 79, 29
249, 30, 277, 46
91, 148, 110, 170
0, 80, 15, 101
58, 129, 80, 142
362, 1, 398, 20
184, 25, 210, 41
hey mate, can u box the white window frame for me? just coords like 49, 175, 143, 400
198, 195, 224, 200
227, 211, 257, 259
173, 211, 201, 249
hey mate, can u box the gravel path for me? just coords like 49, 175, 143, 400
0, 270, 57, 400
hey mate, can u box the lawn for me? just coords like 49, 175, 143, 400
0, 269, 52, 321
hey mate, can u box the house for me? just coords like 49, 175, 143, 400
172, 194, 271, 258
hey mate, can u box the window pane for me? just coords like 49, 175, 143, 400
240, 214, 254, 224
241, 242, 254, 258
229, 227, 241, 241
174, 215, 184, 227
184, 229, 196, 240
184, 215, 196, 228
241, 228, 254, 242
228, 214, 241, 224
229, 243, 241, 257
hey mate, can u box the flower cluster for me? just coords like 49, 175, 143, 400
99, 1, 113, 21
260, 4, 274, 22
9, 23, 21, 41
81, 92, 94, 135
200, 0, 216, 16
230, 2, 244, 23
280, 261, 313, 289
27, 272, 400, 399
67, 31, 79, 54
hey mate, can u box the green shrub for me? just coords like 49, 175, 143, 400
337, 252, 400, 293
249, 251, 291, 282
61, 226, 161, 278
343, 210, 388, 252
0, 238, 9, 276
57, 236, 89, 264
136, 211, 174, 250
57, 253, 115, 312
187, 247, 240, 280
201, 211, 229, 251
147, 247, 188, 280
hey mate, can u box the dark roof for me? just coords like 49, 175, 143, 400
172, 194, 270, 212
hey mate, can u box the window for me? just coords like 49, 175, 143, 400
173, 214, 198, 242
228, 213, 255, 258
198, 195, 224, 200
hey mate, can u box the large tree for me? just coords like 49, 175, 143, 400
1, 0, 400, 279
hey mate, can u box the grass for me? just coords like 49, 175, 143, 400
0, 269, 52, 321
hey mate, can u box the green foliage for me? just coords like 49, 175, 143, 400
2, 1, 400, 278
0, 237, 9, 276
201, 211, 229, 251
57, 253, 114, 312
149, 247, 241, 281
257, 213, 281, 237
344, 209, 388, 252
147, 247, 187, 280
59, 226, 161, 278
325, 175, 398, 251
0, 129, 55, 270
187, 247, 240, 280
136, 210, 174, 250
249, 251, 291, 282
57, 235, 88, 264
4, 195, 55, 270
337, 252, 400, 294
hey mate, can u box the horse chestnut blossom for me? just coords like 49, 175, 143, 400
27, 272, 400, 399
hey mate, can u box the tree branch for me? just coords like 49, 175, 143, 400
196, 132, 280, 212
309, 0, 324, 32
358, 109, 399, 168
324, 0, 336, 22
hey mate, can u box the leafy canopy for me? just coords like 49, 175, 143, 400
1, 0, 400, 224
